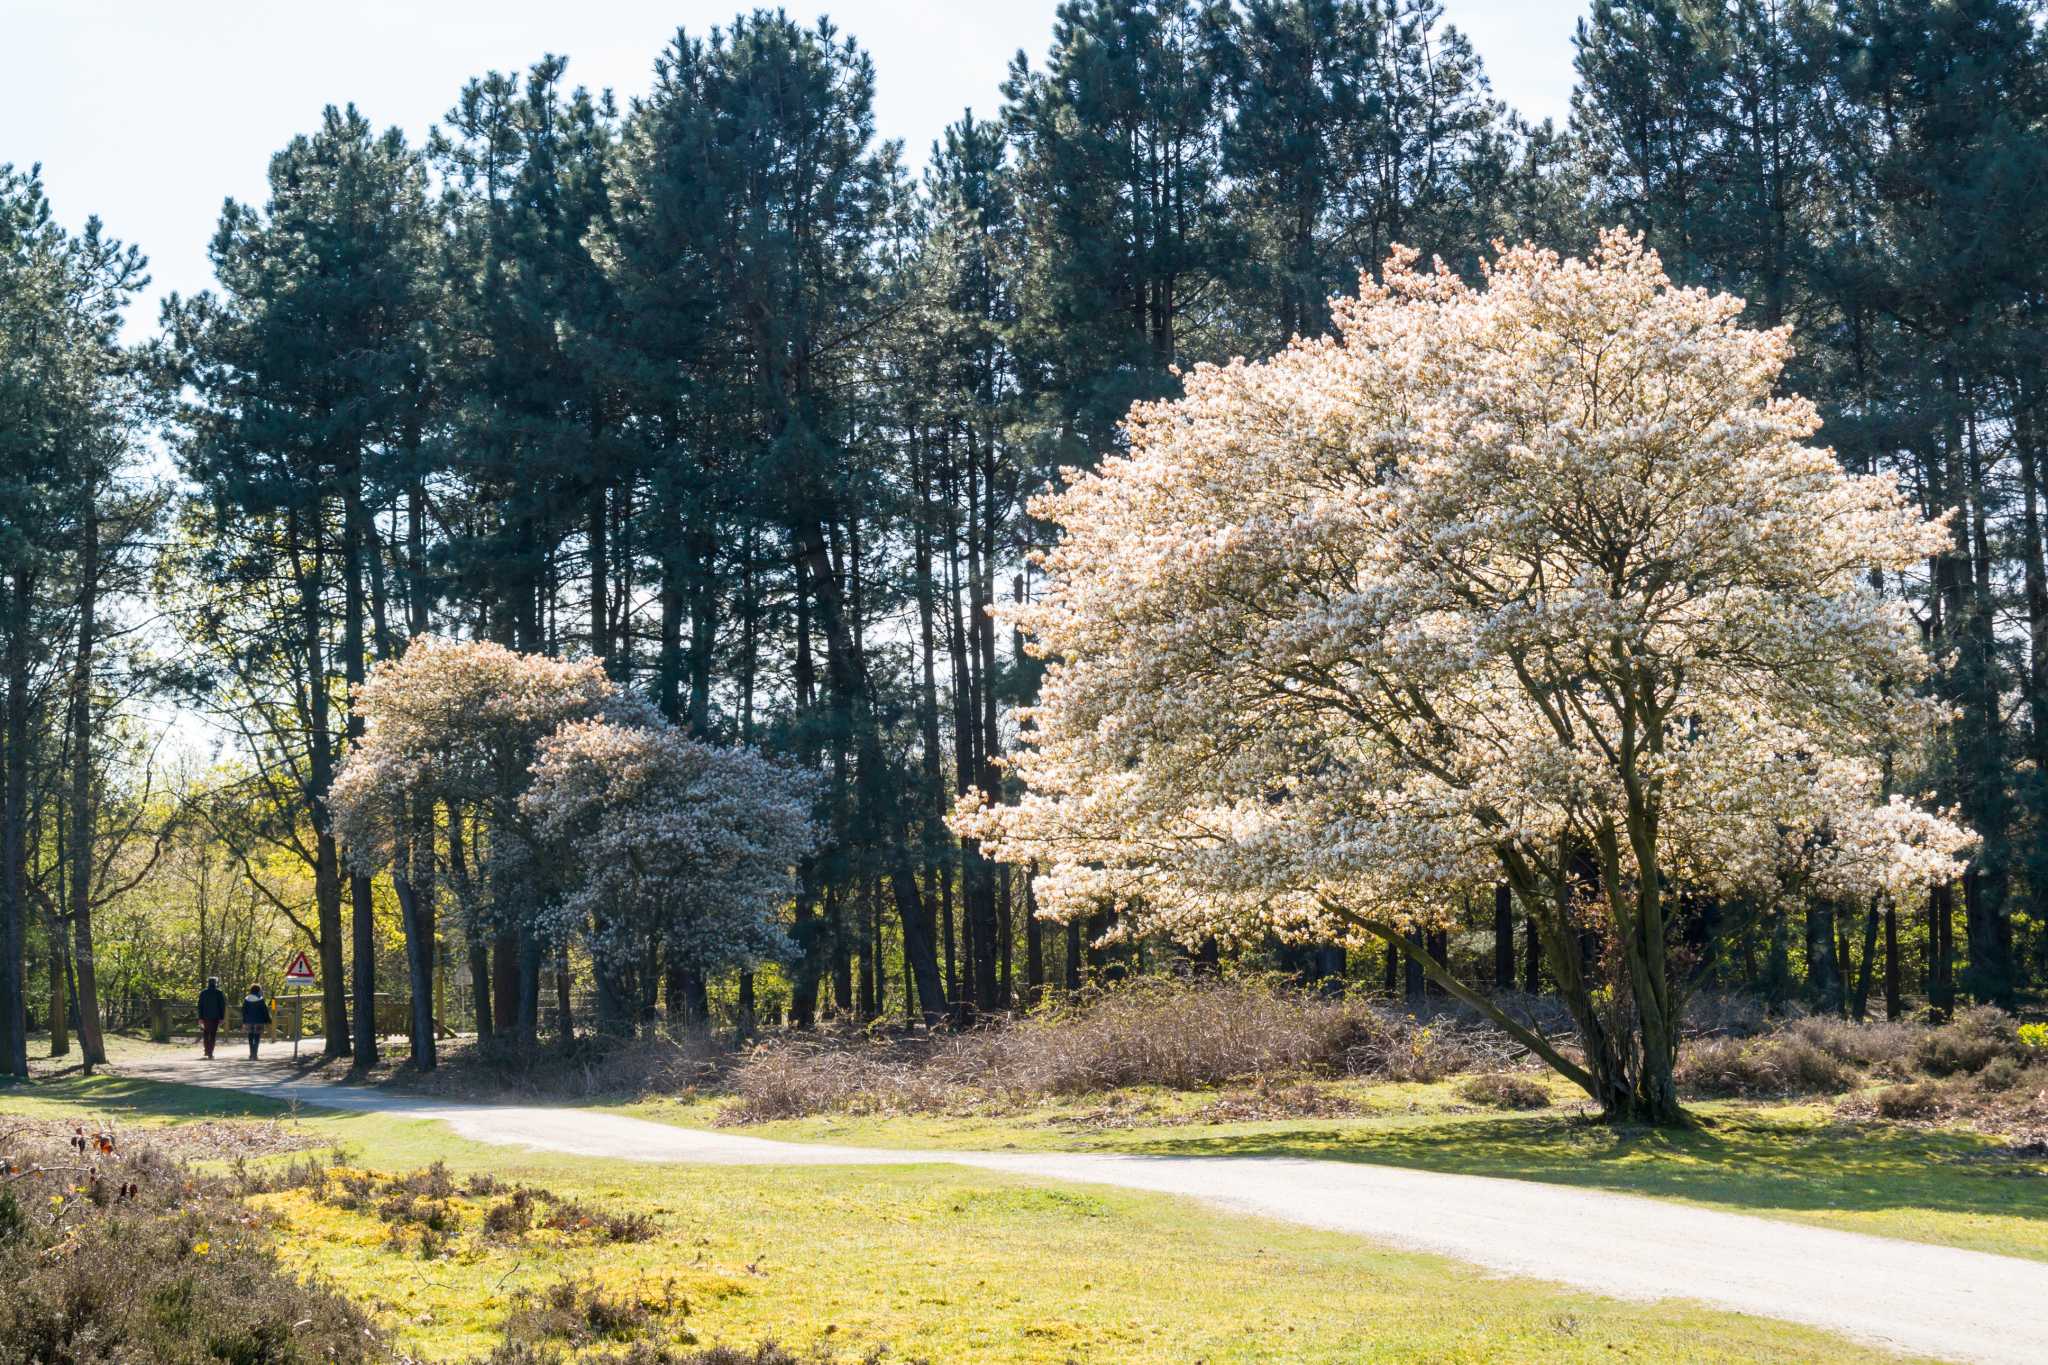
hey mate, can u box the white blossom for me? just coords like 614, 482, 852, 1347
954, 232, 1971, 1117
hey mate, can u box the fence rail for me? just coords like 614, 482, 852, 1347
148, 993, 451, 1044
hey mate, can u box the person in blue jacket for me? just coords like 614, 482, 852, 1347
240, 984, 272, 1060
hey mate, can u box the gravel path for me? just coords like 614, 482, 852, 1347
120, 1053, 2048, 1364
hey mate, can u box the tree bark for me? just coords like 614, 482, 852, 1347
1883, 900, 1901, 1021
297, 523, 350, 1059
343, 478, 377, 1069
63, 496, 105, 1066
1492, 883, 1514, 991
0, 571, 25, 1077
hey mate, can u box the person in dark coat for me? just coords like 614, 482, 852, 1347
196, 977, 227, 1058
241, 984, 272, 1060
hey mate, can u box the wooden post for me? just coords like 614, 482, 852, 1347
150, 999, 169, 1043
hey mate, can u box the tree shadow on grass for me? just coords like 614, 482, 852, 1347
1108, 1106, 2048, 1226
4, 1073, 294, 1122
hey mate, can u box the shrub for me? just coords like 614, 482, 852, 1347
724, 976, 1538, 1121
540, 1197, 658, 1244
1675, 1036, 1857, 1098
499, 1277, 685, 1349
1780, 1015, 1920, 1077
416, 1023, 734, 1103
1915, 1006, 2018, 1077
1457, 1073, 1553, 1109
485, 1189, 538, 1238
1774, 1038, 1861, 1093
0, 1124, 381, 1363
1872, 1081, 1950, 1119
1192, 1080, 1364, 1123
1975, 1055, 2028, 1092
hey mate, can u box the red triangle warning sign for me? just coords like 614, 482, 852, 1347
283, 950, 316, 984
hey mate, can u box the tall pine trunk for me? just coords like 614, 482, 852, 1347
343, 478, 377, 1068
297, 523, 350, 1058
68, 497, 106, 1067
1, 570, 28, 1077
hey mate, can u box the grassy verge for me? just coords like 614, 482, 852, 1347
2, 1074, 1918, 1364
618, 1077, 2048, 1264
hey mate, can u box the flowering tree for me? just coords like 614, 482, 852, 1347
957, 233, 1970, 1124
330, 636, 650, 1056
521, 721, 819, 1035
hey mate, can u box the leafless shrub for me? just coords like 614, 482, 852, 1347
1457, 1073, 1554, 1109
724, 977, 1556, 1121
407, 1027, 734, 1103
499, 1276, 684, 1350
1780, 1015, 1921, 1077
1192, 1080, 1366, 1123
1681, 992, 1770, 1039
1977, 1055, 2028, 1092
1869, 1080, 1951, 1119
1676, 1036, 1858, 1098
0, 1127, 380, 1362
540, 1196, 659, 1244
484, 1189, 537, 1238
1915, 1006, 2020, 1077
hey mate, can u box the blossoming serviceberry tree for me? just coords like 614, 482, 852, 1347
330, 637, 654, 1058
955, 232, 1972, 1125
334, 636, 819, 1050
520, 721, 819, 1036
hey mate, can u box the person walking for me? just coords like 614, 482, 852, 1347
197, 977, 227, 1059
241, 984, 272, 1060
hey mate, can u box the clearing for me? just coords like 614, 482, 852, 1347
90, 1050, 2048, 1365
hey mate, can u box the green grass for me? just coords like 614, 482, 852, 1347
2, 1073, 1918, 1364
620, 1078, 2048, 1263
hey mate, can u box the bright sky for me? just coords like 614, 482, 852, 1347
7, 0, 1588, 333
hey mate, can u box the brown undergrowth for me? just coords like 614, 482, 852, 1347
0, 1120, 382, 1362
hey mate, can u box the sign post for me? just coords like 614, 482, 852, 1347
283, 950, 316, 1058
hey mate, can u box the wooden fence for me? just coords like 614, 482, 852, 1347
148, 993, 451, 1044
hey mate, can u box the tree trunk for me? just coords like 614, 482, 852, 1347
491, 933, 520, 1042
66, 498, 105, 1067
1852, 897, 1881, 1022
1492, 884, 1514, 991
1883, 900, 1901, 1021
393, 798, 436, 1069
1024, 871, 1044, 1005
297, 523, 350, 1059
343, 479, 377, 1069
554, 947, 573, 1045
1930, 880, 1956, 1021
45, 901, 68, 1059
0, 574, 24, 1078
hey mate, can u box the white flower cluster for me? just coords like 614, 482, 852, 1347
522, 719, 818, 975
331, 637, 818, 974
955, 231, 1971, 948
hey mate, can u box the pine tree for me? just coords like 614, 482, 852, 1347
1219, 0, 1505, 348
0, 166, 147, 1077
166, 107, 435, 1061
1004, 0, 1240, 466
